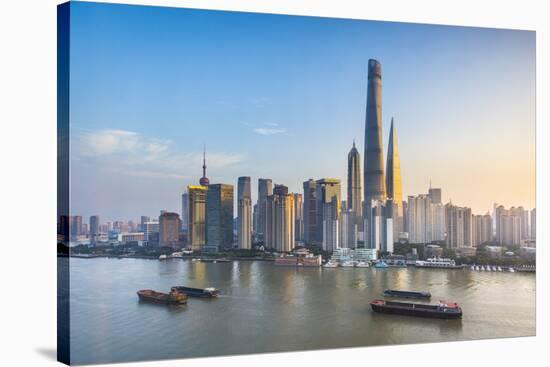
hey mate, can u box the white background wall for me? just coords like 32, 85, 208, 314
0, 0, 547, 366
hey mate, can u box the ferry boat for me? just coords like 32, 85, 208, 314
374, 261, 389, 269
137, 289, 187, 305
323, 260, 339, 268
415, 257, 463, 269
370, 299, 462, 319
356, 261, 370, 268
383, 289, 431, 299
171, 286, 220, 298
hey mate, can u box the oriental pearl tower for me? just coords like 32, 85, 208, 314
199, 145, 209, 186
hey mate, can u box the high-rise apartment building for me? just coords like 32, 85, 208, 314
159, 212, 181, 248
265, 185, 295, 252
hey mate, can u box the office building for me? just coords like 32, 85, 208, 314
187, 185, 207, 250
206, 184, 234, 251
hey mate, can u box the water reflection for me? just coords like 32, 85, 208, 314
69, 258, 535, 365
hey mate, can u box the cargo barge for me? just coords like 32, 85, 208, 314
370, 299, 462, 319
383, 289, 431, 299
137, 289, 188, 305
171, 286, 220, 298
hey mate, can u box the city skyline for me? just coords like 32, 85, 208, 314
69, 2, 535, 221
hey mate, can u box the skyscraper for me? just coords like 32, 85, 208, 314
385, 118, 403, 238
363, 59, 386, 205
445, 203, 472, 248
206, 184, 234, 251
181, 193, 189, 231
265, 186, 295, 252
237, 177, 252, 250
187, 185, 207, 250
294, 193, 304, 242
363, 59, 386, 249
303, 179, 318, 245
347, 141, 362, 221
257, 178, 273, 242
428, 187, 442, 204
140, 216, 150, 231
316, 178, 341, 252
159, 212, 181, 248
472, 213, 492, 246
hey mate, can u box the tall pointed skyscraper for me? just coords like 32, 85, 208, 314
385, 118, 403, 237
363, 59, 386, 248
363, 59, 386, 204
347, 141, 362, 220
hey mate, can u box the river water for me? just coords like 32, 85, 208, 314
68, 257, 535, 365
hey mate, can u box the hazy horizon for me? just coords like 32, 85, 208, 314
68, 2, 536, 222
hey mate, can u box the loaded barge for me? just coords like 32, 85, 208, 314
370, 299, 462, 319
171, 286, 220, 298
383, 289, 431, 299
137, 289, 188, 305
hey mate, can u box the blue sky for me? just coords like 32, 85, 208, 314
68, 1, 536, 222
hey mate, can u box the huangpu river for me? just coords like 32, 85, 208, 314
67, 257, 535, 365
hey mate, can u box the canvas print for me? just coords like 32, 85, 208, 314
57, 1, 536, 365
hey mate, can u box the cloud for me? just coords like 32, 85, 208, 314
253, 127, 287, 136
74, 129, 243, 180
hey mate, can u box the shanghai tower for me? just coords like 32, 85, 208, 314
363, 59, 386, 205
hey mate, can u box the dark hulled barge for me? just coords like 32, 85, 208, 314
171, 286, 220, 298
370, 299, 462, 319
137, 289, 188, 305
383, 289, 431, 299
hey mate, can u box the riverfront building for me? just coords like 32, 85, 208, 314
206, 184, 234, 251
385, 118, 404, 239
316, 178, 341, 252
472, 213, 493, 246
256, 178, 273, 241
181, 193, 189, 231
303, 179, 318, 245
265, 185, 295, 252
347, 141, 362, 222
445, 203, 472, 249
187, 185, 207, 250
159, 212, 181, 248
294, 193, 304, 242
237, 176, 252, 249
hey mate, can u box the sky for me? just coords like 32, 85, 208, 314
68, 1, 536, 222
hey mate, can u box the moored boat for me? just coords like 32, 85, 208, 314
374, 261, 389, 269
383, 289, 431, 299
356, 261, 370, 268
415, 257, 463, 269
171, 286, 220, 298
159, 254, 168, 261
370, 299, 462, 319
137, 289, 187, 305
323, 260, 339, 268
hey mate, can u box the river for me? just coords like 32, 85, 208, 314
67, 257, 535, 365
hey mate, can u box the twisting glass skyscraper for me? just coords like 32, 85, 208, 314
363, 59, 386, 204
363, 59, 386, 249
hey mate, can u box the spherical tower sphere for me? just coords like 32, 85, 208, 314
199, 176, 210, 186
